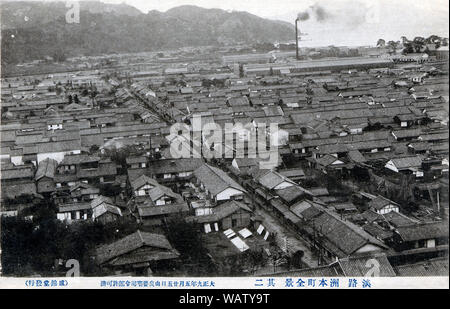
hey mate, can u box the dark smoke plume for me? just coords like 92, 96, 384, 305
297, 11, 310, 21
310, 4, 330, 22
297, 2, 332, 23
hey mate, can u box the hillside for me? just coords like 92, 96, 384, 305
0, 2, 295, 64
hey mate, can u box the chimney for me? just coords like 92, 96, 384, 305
295, 18, 299, 60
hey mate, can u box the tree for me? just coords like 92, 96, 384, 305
412, 36, 426, 53
89, 144, 100, 154
401, 36, 410, 46
242, 249, 267, 274
53, 49, 66, 62
376, 39, 386, 48
163, 217, 215, 275
291, 250, 305, 268
1, 204, 141, 277
387, 41, 400, 54
402, 42, 415, 54
99, 183, 122, 197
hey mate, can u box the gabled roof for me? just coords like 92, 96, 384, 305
227, 96, 250, 107
311, 211, 388, 257
147, 185, 180, 202
396, 221, 449, 242
69, 182, 99, 193
1, 182, 38, 200
257, 170, 296, 190
309, 187, 330, 197
126, 156, 147, 164
387, 156, 423, 170
265, 262, 343, 277
138, 202, 189, 217
233, 157, 259, 168
37, 139, 81, 153
146, 158, 203, 175
290, 199, 322, 220
60, 154, 100, 165
194, 163, 245, 196
95, 230, 178, 265
394, 258, 449, 276
315, 154, 344, 167
382, 211, 418, 227
58, 202, 91, 212
1, 165, 34, 180
93, 203, 122, 218
187, 200, 252, 224
278, 168, 306, 179
392, 128, 422, 139
90, 195, 114, 209
64, 103, 88, 111
347, 150, 367, 163
276, 185, 312, 204
35, 158, 58, 181
338, 253, 396, 277
130, 174, 159, 191
369, 195, 399, 210
263, 105, 284, 117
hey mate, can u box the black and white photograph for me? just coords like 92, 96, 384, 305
0, 0, 448, 290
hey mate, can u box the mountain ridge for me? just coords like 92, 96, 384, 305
1, 1, 295, 64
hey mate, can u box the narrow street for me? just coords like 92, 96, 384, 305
255, 207, 319, 268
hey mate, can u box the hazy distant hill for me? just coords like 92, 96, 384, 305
1, 1, 142, 30
1, 2, 294, 64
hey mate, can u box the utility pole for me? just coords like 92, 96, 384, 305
295, 18, 300, 60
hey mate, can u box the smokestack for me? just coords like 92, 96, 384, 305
295, 18, 299, 60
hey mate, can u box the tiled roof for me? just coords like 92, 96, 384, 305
388, 156, 423, 170
396, 221, 449, 242
394, 258, 449, 276
130, 174, 159, 191
95, 230, 178, 265
369, 195, 399, 210
258, 170, 295, 190
194, 163, 245, 196
338, 253, 396, 277
35, 158, 58, 181
187, 200, 252, 224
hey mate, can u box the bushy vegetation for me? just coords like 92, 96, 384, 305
1, 201, 138, 276
163, 217, 217, 276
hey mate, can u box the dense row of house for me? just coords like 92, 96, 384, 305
1, 46, 448, 276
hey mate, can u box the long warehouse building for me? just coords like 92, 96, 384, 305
243, 57, 394, 76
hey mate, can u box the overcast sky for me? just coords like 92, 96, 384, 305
99, 0, 448, 18
11, 0, 449, 19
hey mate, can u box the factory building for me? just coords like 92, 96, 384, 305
243, 57, 394, 76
